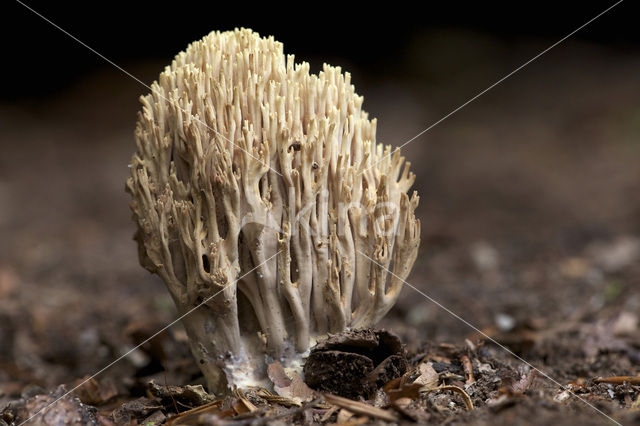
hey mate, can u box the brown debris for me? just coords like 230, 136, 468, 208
164, 400, 230, 426
502, 370, 537, 396
631, 395, 640, 410
267, 361, 315, 404
304, 329, 408, 399
413, 362, 440, 389
461, 355, 475, 384
594, 375, 640, 385
111, 397, 163, 424
142, 410, 166, 425
385, 361, 440, 402
72, 377, 119, 406
257, 387, 305, 407
232, 388, 258, 414
147, 379, 216, 408
323, 393, 398, 422
1, 385, 98, 426
385, 382, 424, 402
424, 385, 474, 411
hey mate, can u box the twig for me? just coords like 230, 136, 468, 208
233, 388, 258, 412
235, 399, 321, 426
594, 376, 640, 385
323, 393, 398, 422
423, 385, 474, 411
336, 416, 369, 426
460, 355, 475, 384
162, 364, 180, 414
164, 400, 225, 426
319, 404, 339, 422
256, 387, 302, 407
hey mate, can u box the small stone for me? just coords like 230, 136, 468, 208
495, 313, 515, 332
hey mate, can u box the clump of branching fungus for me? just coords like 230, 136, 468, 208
126, 28, 420, 393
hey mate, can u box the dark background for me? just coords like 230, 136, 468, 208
4, 1, 636, 100
1, 2, 639, 423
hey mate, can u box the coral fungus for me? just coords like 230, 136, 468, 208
126, 28, 420, 392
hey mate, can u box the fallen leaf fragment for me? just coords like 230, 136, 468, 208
112, 397, 163, 424
267, 361, 315, 404
147, 380, 216, 407
413, 362, 439, 389
73, 377, 118, 405
384, 361, 440, 402
385, 382, 423, 402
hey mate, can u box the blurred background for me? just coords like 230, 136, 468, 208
1, 0, 638, 402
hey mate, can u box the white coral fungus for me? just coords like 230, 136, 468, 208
126, 28, 420, 392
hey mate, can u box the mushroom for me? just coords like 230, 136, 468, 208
126, 28, 420, 393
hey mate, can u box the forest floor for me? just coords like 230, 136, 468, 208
0, 34, 639, 425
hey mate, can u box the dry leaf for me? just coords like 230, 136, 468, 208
413, 362, 439, 389
73, 377, 118, 405
267, 361, 315, 404
267, 361, 291, 388
148, 380, 216, 407
386, 382, 423, 402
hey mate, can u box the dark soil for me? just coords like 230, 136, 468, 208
1, 34, 639, 425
